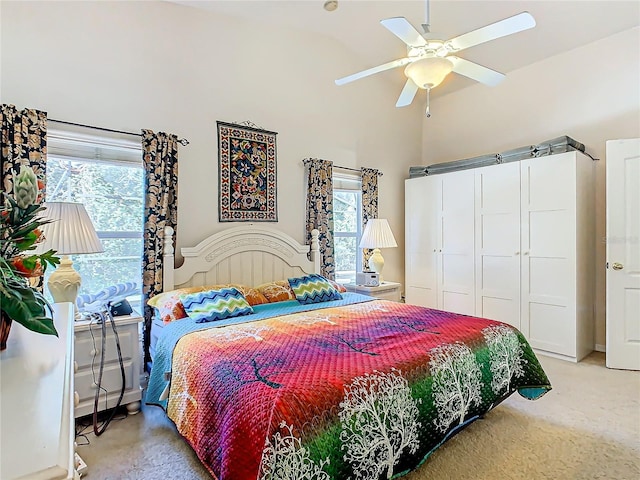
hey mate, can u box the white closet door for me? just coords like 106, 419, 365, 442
439, 170, 475, 315
521, 153, 577, 356
405, 176, 439, 307
475, 162, 521, 328
606, 138, 640, 370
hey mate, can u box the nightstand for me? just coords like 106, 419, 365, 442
345, 281, 402, 302
73, 314, 143, 418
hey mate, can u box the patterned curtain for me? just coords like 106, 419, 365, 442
142, 130, 179, 367
361, 167, 380, 271
303, 158, 335, 279
1, 105, 48, 290
1, 104, 47, 197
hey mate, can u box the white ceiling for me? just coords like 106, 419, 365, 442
170, 0, 639, 97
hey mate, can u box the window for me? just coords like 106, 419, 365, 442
333, 174, 362, 284
45, 129, 144, 308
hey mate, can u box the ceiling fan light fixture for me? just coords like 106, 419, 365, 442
404, 57, 454, 89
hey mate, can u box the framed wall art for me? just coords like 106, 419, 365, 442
217, 121, 278, 222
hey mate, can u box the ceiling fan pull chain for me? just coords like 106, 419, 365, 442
425, 87, 432, 118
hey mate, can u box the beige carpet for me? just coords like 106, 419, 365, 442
77, 353, 640, 480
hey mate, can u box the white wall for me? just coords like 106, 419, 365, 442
421, 27, 640, 349
0, 0, 422, 286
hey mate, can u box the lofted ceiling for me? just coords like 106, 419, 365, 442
169, 0, 639, 98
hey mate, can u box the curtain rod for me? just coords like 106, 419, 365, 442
49, 118, 190, 146
304, 160, 384, 176
334, 165, 384, 176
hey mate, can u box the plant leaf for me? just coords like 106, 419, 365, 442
0, 280, 58, 337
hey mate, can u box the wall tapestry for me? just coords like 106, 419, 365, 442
217, 121, 278, 222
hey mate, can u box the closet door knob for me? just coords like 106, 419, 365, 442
612, 262, 624, 270
515, 252, 520, 255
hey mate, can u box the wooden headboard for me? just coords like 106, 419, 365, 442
162, 225, 321, 291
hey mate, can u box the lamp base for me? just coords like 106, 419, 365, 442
368, 248, 385, 283
47, 256, 81, 318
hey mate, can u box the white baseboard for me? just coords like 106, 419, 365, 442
595, 344, 606, 353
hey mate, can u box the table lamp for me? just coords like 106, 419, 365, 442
37, 202, 103, 317
359, 218, 397, 283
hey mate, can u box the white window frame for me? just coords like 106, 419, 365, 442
46, 128, 144, 309
333, 173, 363, 283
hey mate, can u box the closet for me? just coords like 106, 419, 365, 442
405, 150, 595, 362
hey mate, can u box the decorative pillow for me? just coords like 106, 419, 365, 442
148, 285, 213, 323
288, 274, 343, 305
329, 279, 347, 293
148, 283, 267, 323
180, 287, 253, 323
256, 280, 297, 303
235, 285, 269, 307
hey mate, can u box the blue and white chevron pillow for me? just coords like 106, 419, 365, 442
180, 287, 253, 323
288, 274, 343, 305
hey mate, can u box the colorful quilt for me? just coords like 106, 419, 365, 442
147, 294, 551, 480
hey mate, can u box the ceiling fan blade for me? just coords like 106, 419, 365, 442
335, 57, 411, 86
447, 12, 535, 52
449, 56, 505, 86
380, 17, 428, 47
396, 79, 419, 107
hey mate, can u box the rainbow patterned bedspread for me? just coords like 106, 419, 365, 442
147, 294, 551, 480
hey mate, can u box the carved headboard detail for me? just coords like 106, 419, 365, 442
162, 225, 321, 291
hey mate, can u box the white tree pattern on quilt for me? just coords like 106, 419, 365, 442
339, 369, 421, 480
482, 324, 526, 395
430, 342, 483, 433
259, 422, 330, 480
167, 366, 197, 433
279, 313, 336, 326
210, 325, 271, 342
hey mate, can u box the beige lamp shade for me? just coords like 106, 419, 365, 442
37, 202, 103, 255
359, 219, 398, 249
359, 219, 397, 283
36, 202, 103, 316
404, 57, 454, 89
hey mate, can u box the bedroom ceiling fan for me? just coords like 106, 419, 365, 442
335, 1, 536, 117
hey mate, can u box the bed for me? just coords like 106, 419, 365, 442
146, 225, 551, 480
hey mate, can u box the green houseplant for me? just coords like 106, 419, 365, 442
0, 164, 60, 350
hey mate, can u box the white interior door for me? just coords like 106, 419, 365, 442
475, 162, 521, 328
606, 138, 640, 370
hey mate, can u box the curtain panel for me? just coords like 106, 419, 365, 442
142, 130, 179, 367
361, 167, 380, 270
1, 104, 47, 196
1, 104, 48, 290
303, 158, 335, 279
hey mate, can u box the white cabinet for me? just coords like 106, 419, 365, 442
406, 150, 595, 361
405, 170, 475, 315
0, 303, 80, 479
73, 314, 143, 418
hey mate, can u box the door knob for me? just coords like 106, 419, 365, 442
612, 262, 624, 270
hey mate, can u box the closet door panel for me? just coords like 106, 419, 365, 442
405, 176, 439, 307
475, 163, 521, 328
521, 154, 577, 352
439, 171, 475, 315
